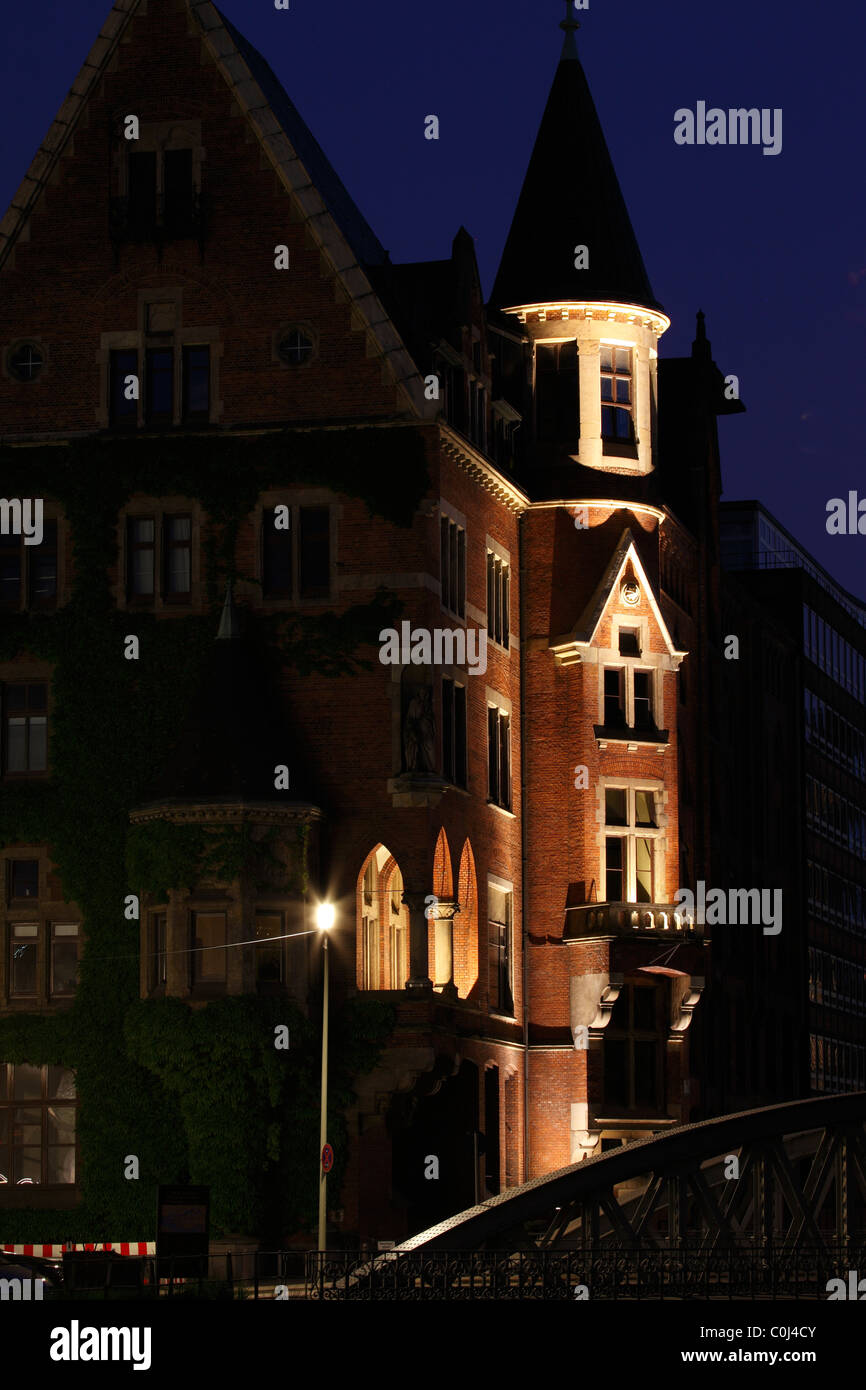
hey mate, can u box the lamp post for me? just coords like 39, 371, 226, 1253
315, 902, 335, 1253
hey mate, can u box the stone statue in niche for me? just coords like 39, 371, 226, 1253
402, 675, 435, 774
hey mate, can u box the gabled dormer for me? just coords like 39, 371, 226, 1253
552, 528, 687, 752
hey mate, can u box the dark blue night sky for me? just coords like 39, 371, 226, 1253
2, 0, 864, 598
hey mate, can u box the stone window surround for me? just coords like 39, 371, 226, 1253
270, 322, 319, 369
528, 316, 660, 476
251, 489, 340, 609
0, 850, 81, 1007
2, 338, 49, 384
486, 873, 516, 1020
95, 287, 223, 429
113, 495, 203, 612
485, 534, 512, 653
0, 503, 66, 612
439, 498, 467, 624
596, 626, 669, 730
595, 775, 668, 904
0, 665, 52, 782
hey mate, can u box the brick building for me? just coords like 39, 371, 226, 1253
0, 0, 791, 1249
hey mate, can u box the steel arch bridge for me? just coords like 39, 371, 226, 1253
398, 1093, 866, 1255
310, 1094, 866, 1298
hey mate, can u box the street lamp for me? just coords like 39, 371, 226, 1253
315, 902, 335, 1253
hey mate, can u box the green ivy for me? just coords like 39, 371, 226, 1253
0, 427, 422, 1241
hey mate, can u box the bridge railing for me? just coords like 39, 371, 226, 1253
305, 1244, 866, 1300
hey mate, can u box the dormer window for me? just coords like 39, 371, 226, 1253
600, 345, 634, 442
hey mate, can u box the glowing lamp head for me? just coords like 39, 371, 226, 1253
315, 903, 336, 933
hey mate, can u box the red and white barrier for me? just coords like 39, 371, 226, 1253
2, 1242, 154, 1257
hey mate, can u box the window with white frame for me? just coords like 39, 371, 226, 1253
601, 663, 657, 733
603, 784, 662, 903
600, 345, 634, 442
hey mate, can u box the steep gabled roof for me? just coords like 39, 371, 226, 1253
215, 8, 386, 271
551, 528, 685, 659
491, 21, 662, 313
0, 0, 430, 416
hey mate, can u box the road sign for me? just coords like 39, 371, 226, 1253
321, 1144, 334, 1173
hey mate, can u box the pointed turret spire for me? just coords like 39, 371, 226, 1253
560, 0, 580, 61
491, 14, 662, 312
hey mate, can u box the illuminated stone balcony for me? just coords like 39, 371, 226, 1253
564, 901, 703, 942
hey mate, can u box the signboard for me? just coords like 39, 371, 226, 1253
321, 1144, 334, 1174
156, 1185, 209, 1280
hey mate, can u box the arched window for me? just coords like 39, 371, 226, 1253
357, 846, 410, 990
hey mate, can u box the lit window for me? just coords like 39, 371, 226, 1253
191, 912, 227, 988
164, 515, 192, 598
604, 786, 660, 903
50, 925, 79, 998
0, 1063, 77, 1186
9, 923, 38, 996
4, 683, 47, 774
127, 517, 155, 597
600, 345, 634, 442
488, 884, 513, 1015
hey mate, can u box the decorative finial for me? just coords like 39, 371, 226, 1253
216, 579, 242, 641
560, 0, 580, 59
692, 309, 712, 360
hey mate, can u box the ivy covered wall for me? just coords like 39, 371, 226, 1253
0, 427, 426, 1240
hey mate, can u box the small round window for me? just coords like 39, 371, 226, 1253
278, 329, 314, 366
8, 342, 45, 382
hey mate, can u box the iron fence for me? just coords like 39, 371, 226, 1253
305, 1245, 866, 1300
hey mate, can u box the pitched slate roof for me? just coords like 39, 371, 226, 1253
215, 8, 386, 271
491, 25, 662, 313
